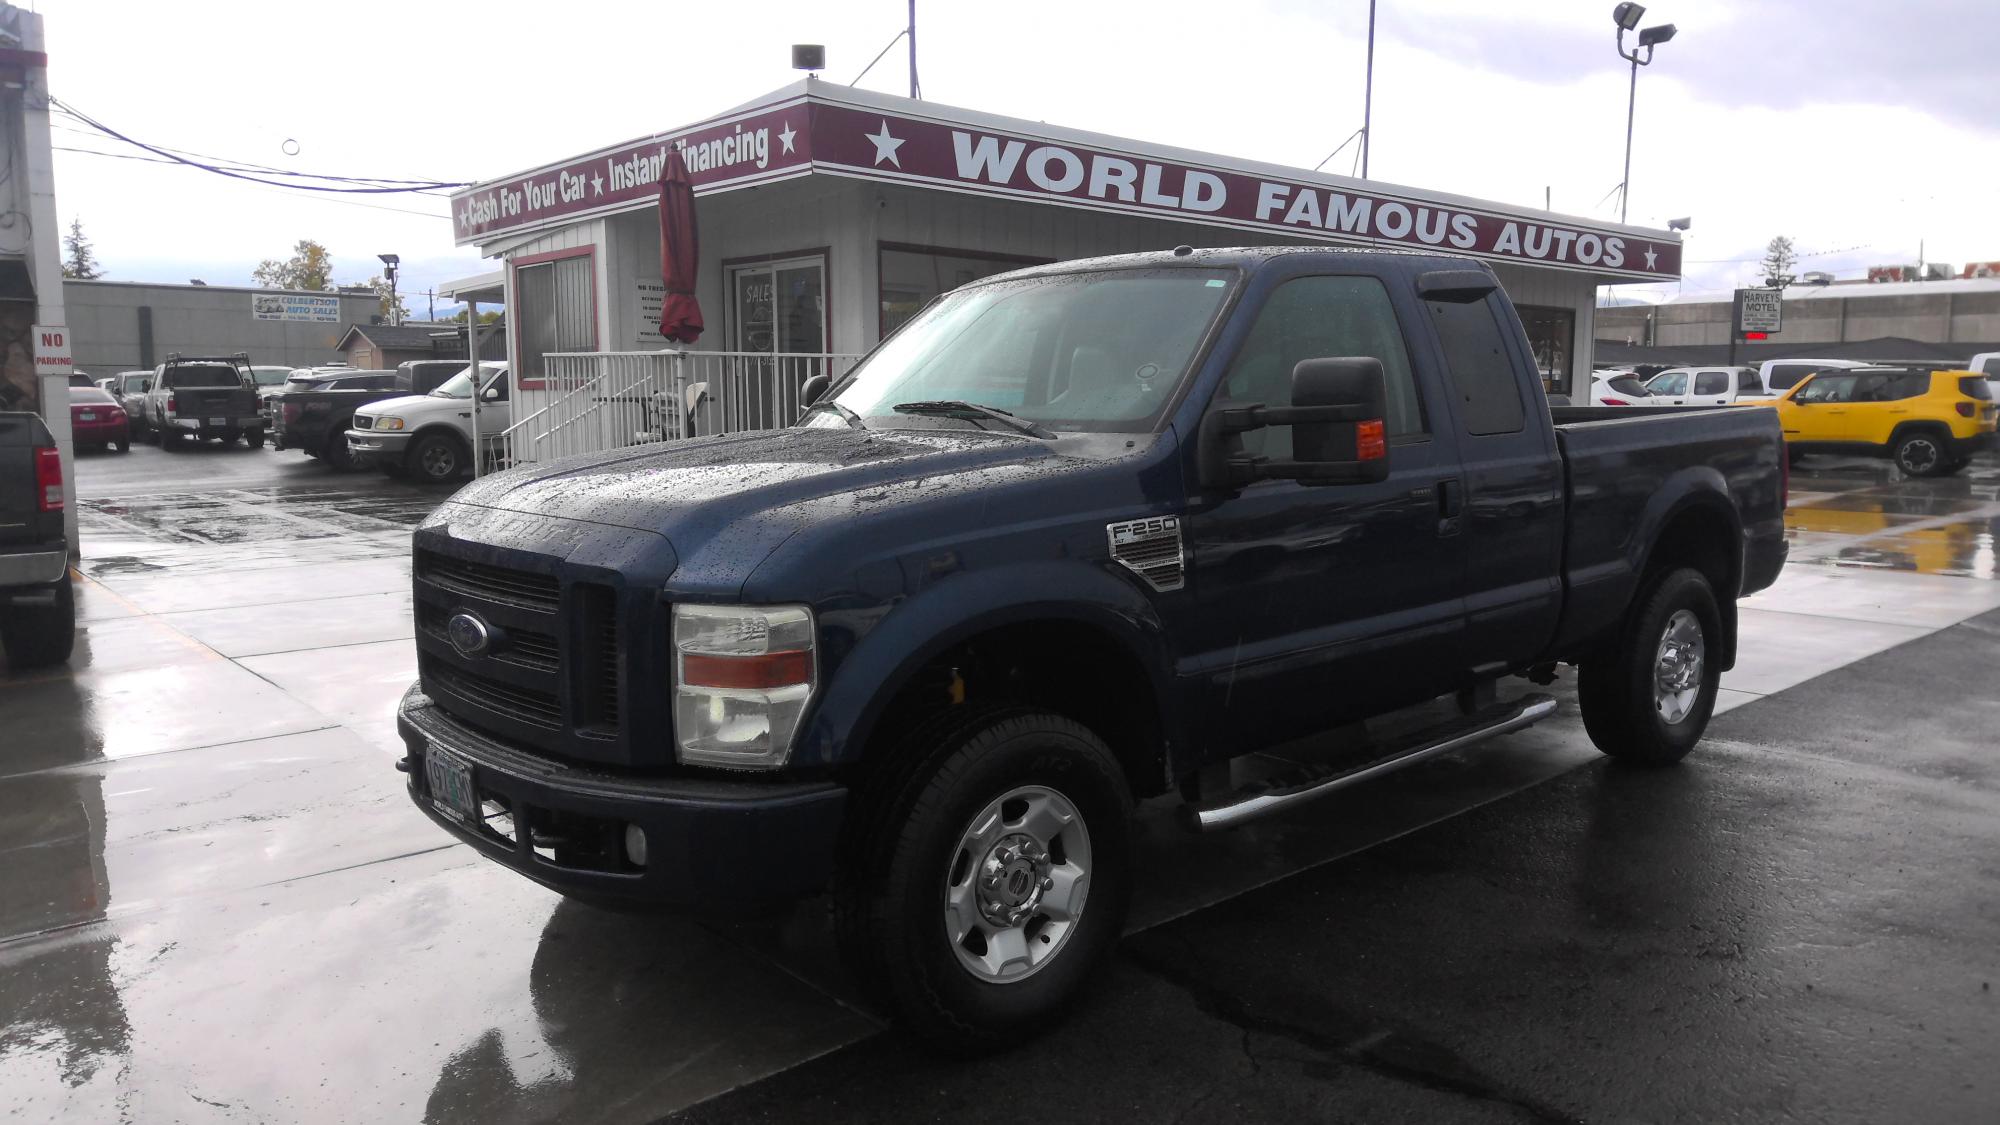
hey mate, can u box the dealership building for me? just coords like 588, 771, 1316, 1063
450, 79, 1683, 451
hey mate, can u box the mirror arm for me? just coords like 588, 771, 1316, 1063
1215, 401, 1374, 434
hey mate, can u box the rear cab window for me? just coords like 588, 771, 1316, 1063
1426, 296, 1523, 435
163, 365, 242, 389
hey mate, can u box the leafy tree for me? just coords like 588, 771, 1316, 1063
1759, 236, 1798, 290
253, 239, 334, 291
361, 275, 409, 323
449, 308, 503, 324
61, 217, 103, 279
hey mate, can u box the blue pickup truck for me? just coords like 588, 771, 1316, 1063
395, 247, 1788, 1049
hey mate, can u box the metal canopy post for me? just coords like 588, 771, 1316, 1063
467, 299, 482, 478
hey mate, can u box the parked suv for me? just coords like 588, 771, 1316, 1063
1755, 357, 1871, 397
0, 411, 73, 669
348, 362, 508, 483
144, 354, 266, 449
1759, 366, 1997, 475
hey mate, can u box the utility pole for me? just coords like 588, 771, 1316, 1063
1361, 0, 1376, 178
907, 0, 920, 99
426, 288, 435, 323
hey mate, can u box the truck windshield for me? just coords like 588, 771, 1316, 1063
429, 368, 482, 397
823, 267, 1236, 434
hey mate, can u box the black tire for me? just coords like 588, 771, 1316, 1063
1578, 567, 1722, 767
1892, 429, 1949, 477
837, 707, 1132, 1054
156, 425, 177, 451
406, 432, 466, 483
115, 438, 129, 453
0, 575, 76, 670
245, 430, 266, 449
1786, 447, 1805, 466
323, 431, 357, 471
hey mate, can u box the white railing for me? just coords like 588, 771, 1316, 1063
500, 350, 861, 468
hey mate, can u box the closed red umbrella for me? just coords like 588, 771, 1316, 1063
658, 148, 703, 344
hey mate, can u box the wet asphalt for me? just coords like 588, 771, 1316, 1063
2, 440, 1998, 1123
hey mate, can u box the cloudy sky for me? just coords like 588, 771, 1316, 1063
37, 0, 1997, 312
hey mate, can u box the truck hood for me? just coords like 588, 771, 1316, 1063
446, 426, 1080, 536
354, 393, 441, 418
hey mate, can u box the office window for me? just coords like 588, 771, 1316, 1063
1516, 304, 1576, 394
879, 244, 1048, 338
515, 253, 595, 385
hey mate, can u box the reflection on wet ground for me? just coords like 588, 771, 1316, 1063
1785, 455, 2000, 579
3, 445, 1999, 1121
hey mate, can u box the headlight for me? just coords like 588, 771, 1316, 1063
672, 604, 815, 770
374, 416, 406, 431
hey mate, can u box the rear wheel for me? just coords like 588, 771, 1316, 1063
837, 708, 1132, 1054
0, 576, 76, 670
1578, 567, 1722, 767
1892, 430, 1948, 477
245, 430, 265, 448
407, 433, 465, 483
114, 438, 129, 453
156, 425, 177, 451
323, 431, 356, 471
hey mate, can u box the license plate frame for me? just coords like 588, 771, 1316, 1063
425, 745, 478, 824
78, 412, 97, 421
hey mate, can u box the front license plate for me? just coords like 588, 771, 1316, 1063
78, 412, 96, 421
207, 416, 226, 426
425, 746, 478, 823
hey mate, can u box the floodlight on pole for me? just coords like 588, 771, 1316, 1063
1667, 216, 1691, 231
1612, 5, 1674, 225
377, 253, 401, 326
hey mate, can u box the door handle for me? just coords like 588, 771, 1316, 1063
1436, 479, 1464, 537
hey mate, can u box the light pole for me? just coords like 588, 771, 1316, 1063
377, 252, 401, 326
1612, 4, 1676, 224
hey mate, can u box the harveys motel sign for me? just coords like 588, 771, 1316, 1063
453, 90, 1680, 281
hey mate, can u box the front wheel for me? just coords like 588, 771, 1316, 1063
1893, 430, 1948, 477
838, 708, 1132, 1054
406, 433, 465, 483
1578, 567, 1722, 766
324, 432, 357, 471
245, 430, 266, 449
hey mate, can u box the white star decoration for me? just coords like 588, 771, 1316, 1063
1643, 245, 1659, 270
591, 173, 604, 196
778, 122, 797, 155
865, 120, 905, 167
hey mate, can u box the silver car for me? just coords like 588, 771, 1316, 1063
111, 370, 153, 433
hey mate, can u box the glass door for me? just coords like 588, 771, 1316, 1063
727, 255, 825, 429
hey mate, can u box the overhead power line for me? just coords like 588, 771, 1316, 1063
49, 98, 471, 195
51, 145, 451, 219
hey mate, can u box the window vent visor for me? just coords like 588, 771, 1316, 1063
1108, 516, 1186, 593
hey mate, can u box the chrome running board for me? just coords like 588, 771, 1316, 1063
1186, 693, 1558, 832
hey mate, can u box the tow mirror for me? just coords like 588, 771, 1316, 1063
800, 373, 830, 406
1200, 357, 1390, 489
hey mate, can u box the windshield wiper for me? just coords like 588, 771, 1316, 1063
804, 399, 867, 429
892, 400, 1054, 439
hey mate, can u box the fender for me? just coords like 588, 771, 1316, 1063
789, 559, 1183, 779
1554, 463, 1744, 662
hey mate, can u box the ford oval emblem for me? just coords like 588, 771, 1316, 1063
447, 612, 492, 658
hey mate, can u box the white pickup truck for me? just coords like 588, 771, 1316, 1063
346, 362, 508, 483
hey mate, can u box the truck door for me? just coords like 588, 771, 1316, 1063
1421, 291, 1565, 670
1183, 273, 1467, 757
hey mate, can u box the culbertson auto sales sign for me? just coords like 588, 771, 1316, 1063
251, 292, 341, 323
451, 91, 1683, 281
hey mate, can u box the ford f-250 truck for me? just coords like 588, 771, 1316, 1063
394, 247, 1788, 1050
1, 411, 74, 668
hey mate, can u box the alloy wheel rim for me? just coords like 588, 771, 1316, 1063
423, 445, 456, 476
1901, 438, 1938, 473
944, 784, 1091, 983
1653, 608, 1706, 725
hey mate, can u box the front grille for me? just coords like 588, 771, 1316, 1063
575, 583, 620, 730
416, 603, 559, 672
417, 550, 560, 611
424, 659, 562, 729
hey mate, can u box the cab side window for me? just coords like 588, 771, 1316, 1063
1882, 371, 1930, 400
1222, 276, 1425, 459
1650, 371, 1688, 396
1427, 296, 1524, 435
1693, 371, 1730, 395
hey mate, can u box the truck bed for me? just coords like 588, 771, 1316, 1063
1547, 403, 1789, 657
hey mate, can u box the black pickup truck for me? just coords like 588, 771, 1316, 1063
267, 363, 466, 470
394, 247, 1787, 1049
0, 412, 74, 668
